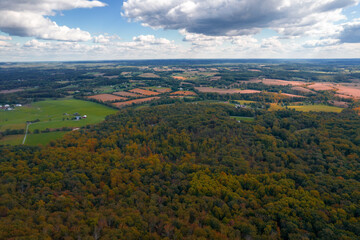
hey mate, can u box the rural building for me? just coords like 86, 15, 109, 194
235, 104, 247, 108
82, 115, 87, 119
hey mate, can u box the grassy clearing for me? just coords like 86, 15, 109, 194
230, 116, 255, 122
0, 134, 23, 145
235, 100, 257, 104
1, 98, 118, 132
93, 86, 117, 93
287, 104, 343, 113
26, 131, 68, 146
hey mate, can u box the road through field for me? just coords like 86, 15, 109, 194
22, 122, 31, 145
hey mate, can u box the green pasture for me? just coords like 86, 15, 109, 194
0, 98, 118, 132
287, 104, 343, 113
94, 85, 117, 93
230, 116, 255, 122
26, 131, 68, 146
0, 134, 23, 145
235, 100, 257, 104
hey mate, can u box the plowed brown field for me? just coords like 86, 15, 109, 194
170, 91, 197, 96
129, 88, 160, 96
87, 94, 127, 102
195, 87, 261, 94
112, 97, 160, 108
113, 91, 141, 97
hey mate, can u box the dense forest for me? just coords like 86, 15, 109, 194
0, 103, 359, 239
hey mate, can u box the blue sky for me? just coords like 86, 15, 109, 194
0, 0, 359, 61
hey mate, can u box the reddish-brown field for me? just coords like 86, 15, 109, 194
148, 88, 172, 93
173, 76, 187, 80
336, 86, 360, 98
113, 97, 160, 108
239, 79, 305, 86
307, 83, 336, 91
0, 88, 25, 94
330, 101, 349, 108
306, 83, 360, 98
248, 69, 261, 72
261, 79, 305, 86
113, 91, 141, 97
292, 86, 315, 93
139, 73, 160, 78
104, 75, 118, 79
195, 87, 261, 94
210, 76, 222, 81
280, 93, 306, 98
87, 94, 127, 102
129, 88, 160, 96
170, 91, 197, 96
335, 93, 353, 99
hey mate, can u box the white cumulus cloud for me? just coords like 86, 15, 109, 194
132, 35, 171, 45
122, 0, 357, 37
0, 0, 106, 41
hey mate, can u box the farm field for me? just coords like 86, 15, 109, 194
287, 104, 343, 113
146, 87, 172, 93
172, 76, 187, 80
0, 98, 118, 132
170, 91, 197, 96
0, 134, 23, 145
113, 97, 160, 108
25, 131, 68, 146
307, 82, 336, 91
195, 87, 261, 94
336, 85, 360, 98
292, 86, 315, 93
87, 94, 127, 102
261, 79, 305, 86
230, 116, 255, 122
129, 88, 160, 96
242, 79, 305, 86
113, 91, 141, 97
234, 100, 257, 104
139, 73, 160, 78
93, 86, 117, 94
0, 88, 25, 94
280, 93, 306, 98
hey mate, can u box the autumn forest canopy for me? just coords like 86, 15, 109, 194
1, 102, 360, 239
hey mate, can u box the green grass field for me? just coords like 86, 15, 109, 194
0, 98, 118, 145
235, 100, 257, 104
1, 98, 117, 132
0, 134, 23, 145
94, 85, 117, 93
26, 131, 68, 146
287, 104, 343, 113
230, 116, 255, 122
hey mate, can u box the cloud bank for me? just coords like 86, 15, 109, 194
0, 0, 106, 41
122, 0, 357, 37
